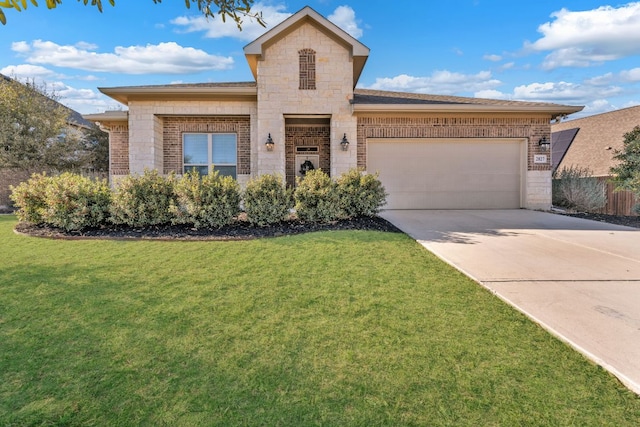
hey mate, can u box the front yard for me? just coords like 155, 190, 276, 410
1, 214, 639, 425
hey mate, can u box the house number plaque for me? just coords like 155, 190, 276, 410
534, 154, 548, 164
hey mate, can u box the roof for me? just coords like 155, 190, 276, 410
352, 89, 583, 117
551, 127, 579, 173
1, 73, 94, 129
552, 105, 640, 176
244, 6, 369, 87
83, 110, 128, 122
98, 82, 257, 105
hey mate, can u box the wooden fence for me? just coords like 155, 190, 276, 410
599, 178, 638, 216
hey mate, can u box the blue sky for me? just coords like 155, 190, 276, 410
2, 0, 640, 119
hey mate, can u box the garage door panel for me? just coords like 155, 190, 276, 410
368, 139, 522, 209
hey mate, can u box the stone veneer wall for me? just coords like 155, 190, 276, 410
356, 115, 551, 171
162, 116, 251, 175
256, 22, 357, 178
285, 124, 330, 186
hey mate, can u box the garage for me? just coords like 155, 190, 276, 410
368, 138, 524, 210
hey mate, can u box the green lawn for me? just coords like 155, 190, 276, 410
1, 214, 639, 426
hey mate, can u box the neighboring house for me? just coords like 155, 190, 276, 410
0, 74, 96, 211
551, 105, 640, 215
85, 6, 582, 210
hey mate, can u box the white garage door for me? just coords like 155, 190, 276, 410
368, 138, 523, 209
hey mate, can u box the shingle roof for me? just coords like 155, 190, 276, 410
551, 105, 640, 176
352, 89, 582, 116
103, 82, 257, 90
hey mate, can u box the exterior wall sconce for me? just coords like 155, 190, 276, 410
265, 133, 274, 151
340, 133, 349, 151
538, 136, 550, 151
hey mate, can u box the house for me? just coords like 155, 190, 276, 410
85, 6, 582, 210
551, 105, 640, 215
0, 74, 97, 211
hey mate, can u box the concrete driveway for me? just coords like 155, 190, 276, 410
381, 209, 640, 394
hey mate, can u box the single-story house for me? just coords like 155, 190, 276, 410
551, 105, 640, 215
85, 6, 582, 210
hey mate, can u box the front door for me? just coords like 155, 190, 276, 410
285, 118, 331, 187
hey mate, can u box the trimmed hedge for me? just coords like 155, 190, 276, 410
10, 168, 387, 231
336, 168, 387, 217
294, 169, 342, 223
10, 172, 52, 224
110, 169, 178, 227
243, 174, 292, 226
10, 172, 110, 231
171, 170, 241, 229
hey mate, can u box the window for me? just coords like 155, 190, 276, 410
183, 133, 237, 178
299, 48, 316, 90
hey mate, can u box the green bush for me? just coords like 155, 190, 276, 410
9, 172, 53, 224
243, 174, 292, 226
552, 166, 606, 212
171, 170, 241, 229
42, 173, 111, 231
336, 168, 387, 218
294, 169, 342, 223
110, 169, 177, 227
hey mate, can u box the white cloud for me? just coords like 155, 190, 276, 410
171, 3, 364, 41
0, 64, 63, 80
529, 3, 640, 69
365, 70, 501, 95
328, 5, 363, 38
474, 89, 509, 100
483, 54, 502, 62
11, 40, 233, 74
171, 2, 291, 41
55, 82, 122, 114
75, 41, 98, 50
512, 81, 622, 104
10, 41, 30, 53
620, 68, 640, 82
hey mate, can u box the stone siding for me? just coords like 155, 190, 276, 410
127, 100, 257, 176
256, 22, 357, 177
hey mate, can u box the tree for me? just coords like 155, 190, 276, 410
0, 0, 265, 28
610, 125, 640, 210
0, 75, 103, 172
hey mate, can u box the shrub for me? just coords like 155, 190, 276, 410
110, 169, 177, 227
42, 173, 111, 231
9, 172, 52, 224
243, 174, 293, 226
171, 170, 241, 229
553, 166, 606, 212
336, 168, 387, 218
294, 169, 341, 222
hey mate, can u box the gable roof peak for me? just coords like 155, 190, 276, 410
243, 5, 369, 87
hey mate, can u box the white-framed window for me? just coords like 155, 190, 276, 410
183, 133, 237, 178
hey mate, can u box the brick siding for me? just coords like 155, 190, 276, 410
357, 115, 552, 171
162, 116, 251, 175
106, 123, 130, 175
285, 124, 330, 186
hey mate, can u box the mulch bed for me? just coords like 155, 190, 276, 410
13, 215, 403, 241
555, 211, 640, 229
10, 211, 640, 241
